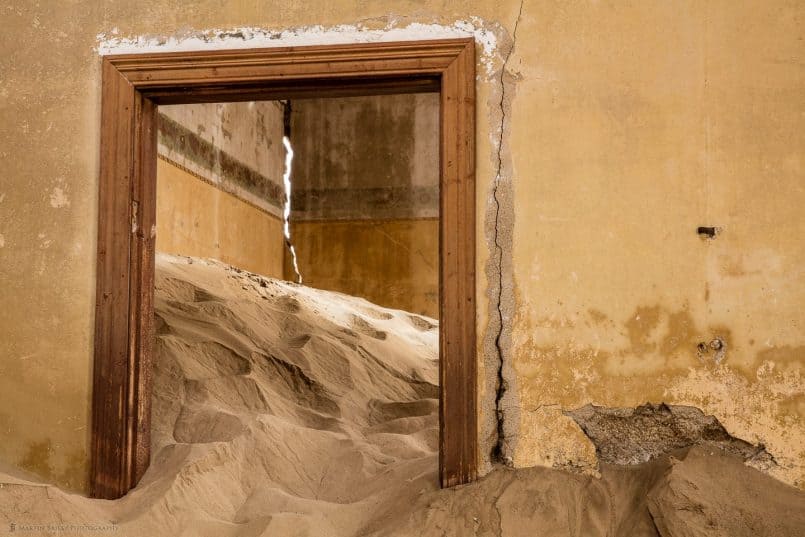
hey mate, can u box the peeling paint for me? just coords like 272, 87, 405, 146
667, 364, 804, 487
96, 20, 501, 78
512, 299, 804, 487
49, 187, 69, 208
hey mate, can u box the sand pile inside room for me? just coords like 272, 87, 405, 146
1, 254, 803, 536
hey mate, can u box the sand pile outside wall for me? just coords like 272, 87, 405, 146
0, 254, 803, 537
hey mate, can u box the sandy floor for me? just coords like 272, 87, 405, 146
1, 254, 803, 536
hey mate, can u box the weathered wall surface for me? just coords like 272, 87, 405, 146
504, 1, 805, 487
290, 219, 439, 317
156, 101, 286, 278
0, 0, 802, 493
159, 102, 286, 218
288, 94, 440, 317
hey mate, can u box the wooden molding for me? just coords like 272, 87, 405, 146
91, 38, 477, 499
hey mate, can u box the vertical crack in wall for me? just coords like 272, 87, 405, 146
282, 101, 302, 284
491, 0, 524, 466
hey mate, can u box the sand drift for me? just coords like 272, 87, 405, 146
0, 254, 802, 536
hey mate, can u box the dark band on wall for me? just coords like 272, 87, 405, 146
158, 113, 285, 210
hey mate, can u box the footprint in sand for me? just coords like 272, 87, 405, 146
358, 306, 394, 321
164, 340, 252, 380
173, 406, 246, 444
407, 314, 437, 331
273, 295, 302, 313
283, 334, 311, 348
158, 277, 224, 303
254, 352, 342, 416
367, 399, 438, 425
193, 287, 223, 302
154, 313, 172, 335
349, 315, 387, 340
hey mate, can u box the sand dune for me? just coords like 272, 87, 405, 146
1, 254, 803, 536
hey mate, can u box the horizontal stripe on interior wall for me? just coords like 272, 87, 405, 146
157, 113, 285, 211
292, 185, 439, 221
156, 155, 284, 222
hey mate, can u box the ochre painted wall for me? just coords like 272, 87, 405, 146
156, 158, 285, 279
504, 2, 805, 488
288, 219, 439, 318
288, 94, 440, 318
1, 0, 803, 493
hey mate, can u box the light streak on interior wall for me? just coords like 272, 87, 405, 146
283, 135, 303, 284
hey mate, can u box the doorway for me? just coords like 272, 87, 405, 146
90, 39, 476, 499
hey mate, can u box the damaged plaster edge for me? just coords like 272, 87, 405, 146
95, 19, 500, 77
564, 402, 779, 471
485, 0, 523, 471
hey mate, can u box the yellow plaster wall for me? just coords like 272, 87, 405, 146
508, 1, 805, 487
0, 0, 802, 493
156, 159, 285, 279
287, 94, 440, 319
287, 219, 439, 318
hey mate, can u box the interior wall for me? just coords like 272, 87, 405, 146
290, 219, 439, 317
287, 94, 440, 318
503, 2, 805, 489
156, 159, 285, 279
157, 101, 286, 279
1, 0, 803, 493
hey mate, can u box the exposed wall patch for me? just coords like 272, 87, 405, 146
566, 403, 776, 468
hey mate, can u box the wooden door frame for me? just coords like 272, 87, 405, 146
91, 38, 477, 499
